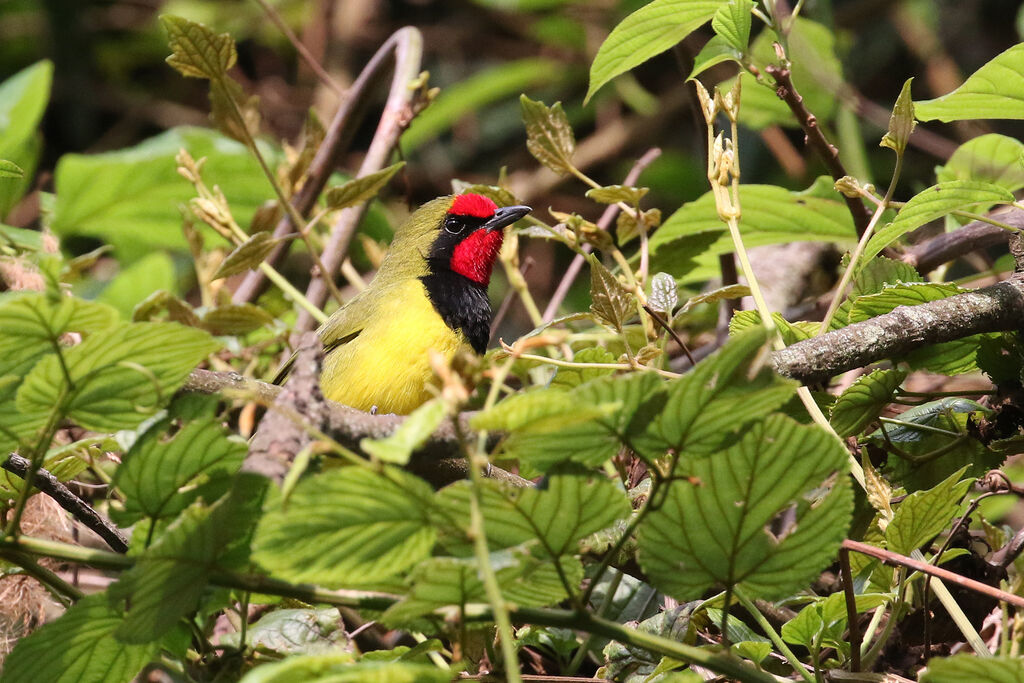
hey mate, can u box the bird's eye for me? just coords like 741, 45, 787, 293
444, 216, 464, 234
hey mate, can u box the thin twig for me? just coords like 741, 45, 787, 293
251, 0, 344, 95
839, 548, 862, 672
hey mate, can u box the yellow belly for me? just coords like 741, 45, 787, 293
319, 278, 466, 414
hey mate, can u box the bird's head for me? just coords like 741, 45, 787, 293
390, 193, 530, 286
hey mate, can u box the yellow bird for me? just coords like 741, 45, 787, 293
288, 194, 530, 414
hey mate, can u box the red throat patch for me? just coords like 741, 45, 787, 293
450, 228, 504, 285
450, 193, 497, 218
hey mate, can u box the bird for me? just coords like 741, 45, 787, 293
280, 193, 530, 415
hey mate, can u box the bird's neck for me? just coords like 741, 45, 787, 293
420, 269, 492, 354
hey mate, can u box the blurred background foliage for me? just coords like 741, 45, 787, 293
2, 0, 1024, 339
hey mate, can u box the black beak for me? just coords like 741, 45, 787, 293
483, 205, 531, 232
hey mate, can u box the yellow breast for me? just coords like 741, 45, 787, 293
319, 278, 466, 414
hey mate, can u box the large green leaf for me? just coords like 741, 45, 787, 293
885, 467, 972, 556
651, 181, 856, 283
638, 329, 797, 458
434, 472, 630, 557
829, 257, 920, 330
862, 181, 1015, 266
253, 466, 436, 586
935, 134, 1024, 192
916, 43, 1024, 122
112, 418, 246, 524
638, 415, 852, 600
829, 369, 907, 438
920, 655, 1024, 682
1, 593, 159, 683
113, 475, 267, 642
0, 60, 52, 216
51, 127, 278, 261
16, 321, 220, 432
97, 252, 178, 319
586, 0, 724, 104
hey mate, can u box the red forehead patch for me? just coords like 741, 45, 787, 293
450, 193, 497, 218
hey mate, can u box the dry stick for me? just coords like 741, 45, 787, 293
842, 539, 1024, 610
1, 454, 129, 554
232, 27, 422, 305
766, 64, 872, 238
772, 272, 1024, 385
540, 147, 662, 323
839, 548, 862, 672
251, 0, 344, 96
297, 29, 425, 332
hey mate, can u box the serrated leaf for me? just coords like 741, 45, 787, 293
112, 418, 246, 525
113, 475, 267, 642
586, 0, 724, 104
781, 592, 890, 651
682, 283, 750, 314
862, 181, 1015, 266
886, 466, 973, 556
638, 328, 798, 457
360, 400, 447, 465
324, 162, 405, 211
648, 272, 678, 314
213, 231, 280, 280
200, 303, 274, 335
1, 593, 159, 683
688, 35, 742, 81
830, 257, 921, 330
229, 607, 346, 656
712, 0, 753, 52
520, 95, 576, 176
16, 321, 220, 432
638, 415, 852, 600
0, 159, 23, 178
920, 654, 1024, 682
915, 43, 1024, 122
239, 656, 450, 683
381, 552, 581, 627
589, 254, 633, 331
880, 78, 916, 154
830, 369, 907, 437
253, 466, 436, 586
586, 185, 648, 205
550, 347, 618, 389
936, 134, 1024, 192
161, 15, 236, 80
433, 472, 631, 558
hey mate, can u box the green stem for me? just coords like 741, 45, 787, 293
734, 588, 814, 682
258, 262, 328, 324
566, 569, 622, 675
951, 210, 1021, 233
0, 550, 83, 604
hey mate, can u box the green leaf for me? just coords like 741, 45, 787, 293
0, 61, 52, 215
112, 418, 246, 525
648, 272, 678, 314
0, 159, 23, 178
712, 0, 754, 52
324, 162, 406, 211
381, 552, 581, 627
549, 346, 618, 389
98, 252, 177, 320
586, 185, 649, 205
160, 15, 236, 80
589, 254, 633, 331
936, 134, 1024, 192
434, 472, 631, 557
0, 223, 44, 251
830, 369, 907, 437
920, 655, 1024, 682
239, 656, 451, 683
213, 232, 281, 280
520, 95, 576, 176
781, 592, 890, 651
51, 127, 278, 261
360, 400, 447, 465
1, 593, 159, 683
862, 181, 1016, 266
17, 321, 220, 432
681, 283, 750, 314
200, 303, 274, 335
651, 180, 856, 283
830, 257, 920, 330
885, 467, 973, 556
230, 607, 345, 656
253, 466, 436, 586
586, 0, 724, 104
688, 35, 742, 81
639, 329, 797, 457
728, 311, 815, 346
113, 475, 267, 642
880, 78, 916, 154
639, 415, 852, 600
915, 43, 1024, 122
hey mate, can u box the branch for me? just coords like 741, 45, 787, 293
904, 206, 1024, 274
1, 454, 129, 554
232, 27, 424, 306
766, 64, 873, 237
771, 273, 1024, 385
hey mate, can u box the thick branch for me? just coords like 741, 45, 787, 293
904, 206, 1024, 274
766, 65, 873, 237
1, 454, 129, 553
772, 274, 1024, 384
